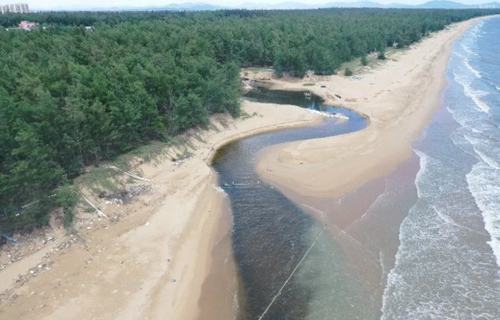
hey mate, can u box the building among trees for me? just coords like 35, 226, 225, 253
0, 8, 497, 232
18, 20, 37, 30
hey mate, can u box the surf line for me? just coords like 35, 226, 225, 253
257, 224, 327, 320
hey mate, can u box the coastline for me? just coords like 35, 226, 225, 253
0, 101, 322, 320
256, 17, 485, 200
0, 16, 486, 320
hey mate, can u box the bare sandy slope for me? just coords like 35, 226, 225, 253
0, 17, 483, 320
0, 101, 322, 320
256, 18, 483, 200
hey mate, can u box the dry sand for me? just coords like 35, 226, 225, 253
0, 17, 483, 320
0, 102, 322, 320
256, 18, 483, 202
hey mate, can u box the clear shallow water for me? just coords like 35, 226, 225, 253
212, 88, 368, 319
381, 17, 500, 319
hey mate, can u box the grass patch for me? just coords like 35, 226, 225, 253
113, 141, 170, 168
75, 166, 121, 195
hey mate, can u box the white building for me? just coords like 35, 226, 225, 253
1, 3, 30, 14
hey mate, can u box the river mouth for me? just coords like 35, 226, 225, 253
212, 87, 372, 319
208, 18, 500, 320
211, 87, 424, 320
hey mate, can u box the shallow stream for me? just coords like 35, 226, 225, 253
212, 86, 370, 319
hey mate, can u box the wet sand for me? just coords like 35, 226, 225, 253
256, 18, 485, 200
0, 17, 486, 320
251, 17, 486, 318
287, 154, 421, 318
0, 101, 322, 320
211, 102, 367, 319
197, 199, 239, 320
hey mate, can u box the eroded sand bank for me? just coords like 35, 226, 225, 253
0, 102, 322, 320
0, 17, 484, 320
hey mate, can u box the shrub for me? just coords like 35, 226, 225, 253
361, 55, 368, 66
55, 184, 79, 229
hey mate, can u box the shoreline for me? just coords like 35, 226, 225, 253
0, 16, 486, 320
255, 17, 486, 201
0, 101, 323, 320
247, 17, 487, 317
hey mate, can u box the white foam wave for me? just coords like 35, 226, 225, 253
464, 58, 482, 78
453, 72, 490, 113
463, 134, 500, 169
460, 43, 479, 57
447, 107, 467, 128
381, 18, 500, 319
469, 22, 484, 40
413, 150, 429, 199
380, 150, 428, 319
466, 163, 500, 270
432, 205, 484, 236
454, 50, 465, 60
382, 148, 500, 319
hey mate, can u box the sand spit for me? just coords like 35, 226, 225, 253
256, 18, 484, 200
0, 16, 486, 320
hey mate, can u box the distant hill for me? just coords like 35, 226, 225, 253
157, 1, 500, 11
417, 1, 469, 9
477, 1, 500, 8
32, 1, 500, 12
323, 2, 383, 8
415, 0, 499, 8
160, 2, 222, 11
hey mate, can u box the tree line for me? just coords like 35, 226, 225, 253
1, 8, 497, 233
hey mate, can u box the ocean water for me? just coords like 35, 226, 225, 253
214, 18, 499, 319
381, 17, 500, 319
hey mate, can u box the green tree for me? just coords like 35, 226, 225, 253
55, 184, 79, 228
361, 55, 368, 66
378, 49, 386, 60
1, 7, 494, 232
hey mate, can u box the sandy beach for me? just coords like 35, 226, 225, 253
0, 17, 483, 320
0, 102, 322, 320
256, 18, 483, 201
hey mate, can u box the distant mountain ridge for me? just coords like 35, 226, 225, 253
159, 1, 500, 11
33, 1, 500, 12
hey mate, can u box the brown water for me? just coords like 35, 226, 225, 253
212, 87, 416, 319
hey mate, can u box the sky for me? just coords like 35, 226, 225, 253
0, 0, 488, 10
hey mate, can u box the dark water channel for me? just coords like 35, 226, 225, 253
212, 87, 368, 319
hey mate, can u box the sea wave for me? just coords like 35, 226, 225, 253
466, 163, 500, 270
464, 57, 482, 78
468, 21, 484, 40
382, 18, 500, 318
413, 150, 429, 198
460, 43, 479, 57
380, 150, 428, 319
453, 72, 490, 113
463, 134, 500, 169
381, 146, 500, 319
